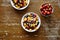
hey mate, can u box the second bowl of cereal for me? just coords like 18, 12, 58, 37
10, 0, 30, 10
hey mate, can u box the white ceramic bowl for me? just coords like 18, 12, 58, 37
21, 12, 41, 32
10, 0, 30, 10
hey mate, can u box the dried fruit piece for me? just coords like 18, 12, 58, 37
13, 0, 18, 3
24, 17, 27, 21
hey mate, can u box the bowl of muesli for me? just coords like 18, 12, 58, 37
10, 0, 30, 10
21, 12, 41, 32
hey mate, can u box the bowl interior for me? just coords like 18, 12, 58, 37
40, 3, 54, 17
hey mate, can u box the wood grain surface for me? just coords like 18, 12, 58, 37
0, 0, 60, 40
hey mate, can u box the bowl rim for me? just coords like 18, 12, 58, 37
10, 0, 30, 10
39, 3, 54, 17
21, 12, 41, 32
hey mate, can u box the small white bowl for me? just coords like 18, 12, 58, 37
10, 0, 30, 10
21, 12, 41, 32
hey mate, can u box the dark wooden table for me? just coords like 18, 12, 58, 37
0, 0, 60, 40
